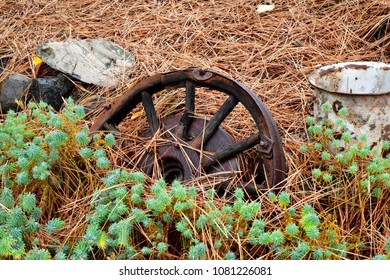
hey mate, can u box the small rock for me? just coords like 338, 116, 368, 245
256, 4, 275, 13
36, 39, 136, 87
0, 74, 31, 113
30, 76, 74, 111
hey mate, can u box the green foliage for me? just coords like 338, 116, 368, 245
305, 226, 319, 240
25, 248, 51, 260
45, 218, 65, 233
96, 156, 110, 169
312, 168, 321, 178
0, 99, 386, 260
55, 170, 352, 260
156, 242, 168, 253
285, 223, 299, 236
2, 173, 356, 260
267, 192, 277, 203
372, 254, 386, 260
338, 107, 349, 117
321, 151, 331, 161
19, 193, 36, 213
278, 191, 290, 207
0, 100, 125, 260
224, 251, 235, 260
270, 230, 285, 245
16, 171, 31, 186
306, 116, 315, 126
385, 238, 390, 253
320, 102, 331, 113
287, 207, 296, 217
322, 172, 332, 183
303, 107, 389, 200
234, 188, 244, 200
75, 131, 90, 146
196, 214, 208, 229
55, 251, 67, 260
171, 181, 187, 201
300, 213, 320, 229
0, 99, 116, 190
299, 145, 308, 153
79, 147, 93, 159
291, 242, 310, 260
71, 240, 89, 260
0, 187, 15, 208
0, 187, 63, 259
188, 242, 207, 260
110, 220, 132, 246
104, 133, 116, 148
300, 103, 389, 260
312, 248, 324, 260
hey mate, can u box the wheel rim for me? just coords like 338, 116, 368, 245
90, 68, 286, 197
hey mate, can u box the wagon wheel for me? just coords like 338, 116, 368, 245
90, 68, 286, 198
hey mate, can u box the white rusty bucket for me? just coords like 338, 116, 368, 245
308, 61, 390, 151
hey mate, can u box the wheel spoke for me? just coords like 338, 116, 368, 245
191, 95, 238, 149
201, 132, 261, 169
176, 80, 195, 139
102, 122, 119, 132
216, 181, 268, 199
141, 91, 159, 135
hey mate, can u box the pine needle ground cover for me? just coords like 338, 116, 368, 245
0, 0, 389, 259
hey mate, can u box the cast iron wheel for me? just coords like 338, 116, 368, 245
90, 68, 286, 198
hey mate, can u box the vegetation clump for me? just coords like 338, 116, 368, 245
0, 100, 388, 260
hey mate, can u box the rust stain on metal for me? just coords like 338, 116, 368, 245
317, 63, 369, 75
318, 66, 341, 77
192, 68, 213, 81
309, 62, 390, 152
257, 136, 274, 159
332, 100, 343, 113
343, 63, 369, 70
383, 124, 390, 140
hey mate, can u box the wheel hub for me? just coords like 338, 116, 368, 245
139, 114, 240, 183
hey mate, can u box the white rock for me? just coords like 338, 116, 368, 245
256, 4, 275, 13
36, 39, 136, 87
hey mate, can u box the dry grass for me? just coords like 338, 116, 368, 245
1, 0, 389, 259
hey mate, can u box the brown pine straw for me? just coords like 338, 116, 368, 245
1, 0, 389, 259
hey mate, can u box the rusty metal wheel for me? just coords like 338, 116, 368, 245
90, 68, 286, 198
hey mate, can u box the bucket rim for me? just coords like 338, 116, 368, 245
308, 61, 390, 96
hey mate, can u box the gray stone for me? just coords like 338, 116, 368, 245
0, 74, 31, 113
0, 57, 9, 75
30, 76, 74, 111
36, 39, 136, 87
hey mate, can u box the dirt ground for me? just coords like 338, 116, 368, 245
1, 0, 389, 143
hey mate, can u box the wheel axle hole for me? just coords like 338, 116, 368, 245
162, 159, 184, 184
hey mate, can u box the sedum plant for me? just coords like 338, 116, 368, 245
1, 100, 388, 260
67, 180, 354, 260
0, 99, 113, 193
0, 99, 116, 259
0, 187, 65, 259
299, 102, 389, 260
300, 103, 389, 196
